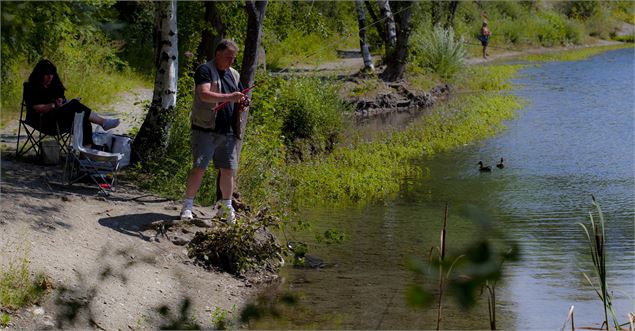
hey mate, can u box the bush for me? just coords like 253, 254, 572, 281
564, 20, 587, 45
411, 26, 466, 79
534, 12, 568, 47
585, 6, 616, 39
277, 77, 348, 160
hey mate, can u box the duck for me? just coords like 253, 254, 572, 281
496, 158, 505, 169
478, 161, 492, 172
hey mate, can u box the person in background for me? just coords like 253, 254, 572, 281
180, 39, 250, 224
25, 59, 120, 147
479, 20, 492, 59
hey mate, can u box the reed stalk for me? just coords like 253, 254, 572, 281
578, 196, 620, 330
435, 203, 449, 330
560, 305, 575, 331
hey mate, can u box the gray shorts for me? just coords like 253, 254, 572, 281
191, 129, 238, 169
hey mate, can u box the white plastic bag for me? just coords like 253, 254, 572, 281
111, 135, 132, 167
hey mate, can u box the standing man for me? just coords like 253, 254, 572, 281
180, 39, 249, 223
479, 20, 491, 59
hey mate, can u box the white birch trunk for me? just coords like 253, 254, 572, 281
131, 0, 178, 163
377, 0, 396, 47
356, 0, 374, 72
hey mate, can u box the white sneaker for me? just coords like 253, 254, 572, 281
212, 202, 235, 224
223, 207, 236, 225
180, 208, 193, 220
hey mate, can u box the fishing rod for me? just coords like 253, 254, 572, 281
212, 83, 257, 112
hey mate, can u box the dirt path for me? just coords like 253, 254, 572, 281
0, 159, 261, 329
0, 86, 264, 329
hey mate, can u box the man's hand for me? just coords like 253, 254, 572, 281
55, 98, 64, 108
229, 91, 244, 103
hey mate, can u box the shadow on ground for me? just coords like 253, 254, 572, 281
98, 212, 177, 241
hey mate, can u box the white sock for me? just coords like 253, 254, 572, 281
103, 118, 120, 130
222, 199, 232, 209
183, 198, 193, 210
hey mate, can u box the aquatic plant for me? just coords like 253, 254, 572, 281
578, 196, 621, 330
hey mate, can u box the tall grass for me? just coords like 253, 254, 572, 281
0, 252, 49, 310
411, 26, 466, 79
577, 196, 620, 330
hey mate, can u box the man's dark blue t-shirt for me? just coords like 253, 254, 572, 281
194, 64, 244, 134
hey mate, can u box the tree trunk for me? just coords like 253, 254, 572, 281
380, 1, 411, 82
131, 1, 178, 164
377, 0, 396, 47
364, 1, 385, 44
216, 0, 268, 201
431, 0, 442, 27
196, 1, 225, 64
446, 1, 459, 29
356, 0, 374, 72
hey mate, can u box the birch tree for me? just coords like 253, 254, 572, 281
356, 0, 374, 72
131, 1, 178, 164
377, 0, 396, 47
380, 1, 412, 82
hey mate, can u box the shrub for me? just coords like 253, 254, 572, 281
277, 77, 348, 160
564, 20, 587, 45
411, 26, 466, 79
535, 12, 568, 47
585, 6, 616, 39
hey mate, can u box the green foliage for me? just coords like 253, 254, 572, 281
187, 219, 284, 276
0, 313, 10, 327
406, 205, 519, 312
278, 77, 348, 160
210, 305, 236, 330
452, 64, 525, 92
1, 1, 148, 121
287, 92, 521, 206
263, 2, 357, 69
585, 5, 616, 39
410, 26, 466, 79
519, 44, 631, 62
559, 1, 600, 20
0, 254, 48, 310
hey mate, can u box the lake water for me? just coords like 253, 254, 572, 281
253, 48, 635, 330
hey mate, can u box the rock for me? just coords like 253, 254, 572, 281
32, 306, 45, 315
191, 218, 214, 228
171, 236, 189, 246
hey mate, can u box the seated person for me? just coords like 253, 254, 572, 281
25, 59, 120, 147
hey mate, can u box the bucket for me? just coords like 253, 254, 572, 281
40, 139, 60, 165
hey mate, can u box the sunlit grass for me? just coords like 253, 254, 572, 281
0, 251, 49, 310
519, 43, 632, 62
285, 92, 522, 206
0, 61, 150, 129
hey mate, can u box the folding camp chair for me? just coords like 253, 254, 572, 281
63, 111, 123, 195
15, 82, 71, 159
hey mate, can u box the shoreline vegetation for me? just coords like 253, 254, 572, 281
1, 1, 634, 329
